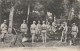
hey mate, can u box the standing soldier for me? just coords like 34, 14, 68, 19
20, 20, 28, 42
30, 21, 36, 43
46, 22, 52, 38
70, 23, 78, 45
41, 21, 47, 43
36, 21, 41, 41
0, 20, 7, 43
60, 22, 68, 43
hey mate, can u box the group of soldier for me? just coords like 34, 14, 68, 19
0, 19, 79, 45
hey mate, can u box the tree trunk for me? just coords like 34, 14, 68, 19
0, 0, 2, 25
27, 4, 30, 24
8, 6, 15, 34
63, 0, 68, 20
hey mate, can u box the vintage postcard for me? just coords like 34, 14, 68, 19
0, 0, 80, 51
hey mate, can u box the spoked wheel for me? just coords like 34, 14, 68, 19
47, 31, 62, 40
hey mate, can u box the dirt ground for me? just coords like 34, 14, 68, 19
0, 34, 80, 48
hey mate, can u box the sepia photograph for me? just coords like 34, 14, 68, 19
0, 0, 80, 51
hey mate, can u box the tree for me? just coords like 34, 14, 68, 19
0, 0, 32, 33
31, 2, 45, 21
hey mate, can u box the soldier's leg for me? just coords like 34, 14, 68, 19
69, 34, 73, 45
37, 32, 39, 41
71, 34, 76, 45
60, 33, 64, 42
22, 32, 25, 42
32, 33, 35, 43
37, 33, 40, 41
72, 34, 74, 44
42, 33, 44, 43
36, 35, 38, 41
44, 33, 47, 43
1, 33, 5, 42
73, 34, 77, 44
64, 34, 67, 43
39, 31, 41, 40
72, 34, 74, 43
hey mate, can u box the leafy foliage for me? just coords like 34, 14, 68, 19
0, 0, 79, 21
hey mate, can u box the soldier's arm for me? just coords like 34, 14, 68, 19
20, 24, 22, 29
40, 25, 42, 30
20, 24, 22, 31
35, 25, 37, 30
66, 26, 68, 33
46, 25, 48, 30
77, 27, 78, 33
26, 25, 28, 31
27, 26, 28, 31
1, 24, 3, 30
30, 25, 32, 31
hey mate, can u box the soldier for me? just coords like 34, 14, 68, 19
60, 22, 68, 43
0, 20, 7, 43
52, 21, 57, 39
70, 23, 78, 45
21, 20, 28, 34
46, 22, 52, 38
30, 21, 36, 43
36, 21, 41, 41
52, 21, 57, 33
20, 20, 28, 42
41, 21, 47, 43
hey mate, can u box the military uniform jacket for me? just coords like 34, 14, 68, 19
1, 23, 7, 33
30, 24, 36, 34
41, 24, 47, 33
20, 23, 28, 33
62, 26, 68, 34
71, 26, 78, 35
36, 24, 41, 34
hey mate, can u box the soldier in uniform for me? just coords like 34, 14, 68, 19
0, 20, 7, 43
52, 21, 57, 33
41, 21, 47, 43
30, 21, 36, 43
21, 20, 28, 34
46, 22, 52, 38
52, 21, 57, 39
70, 23, 78, 45
60, 22, 68, 43
36, 21, 41, 41
20, 20, 28, 42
